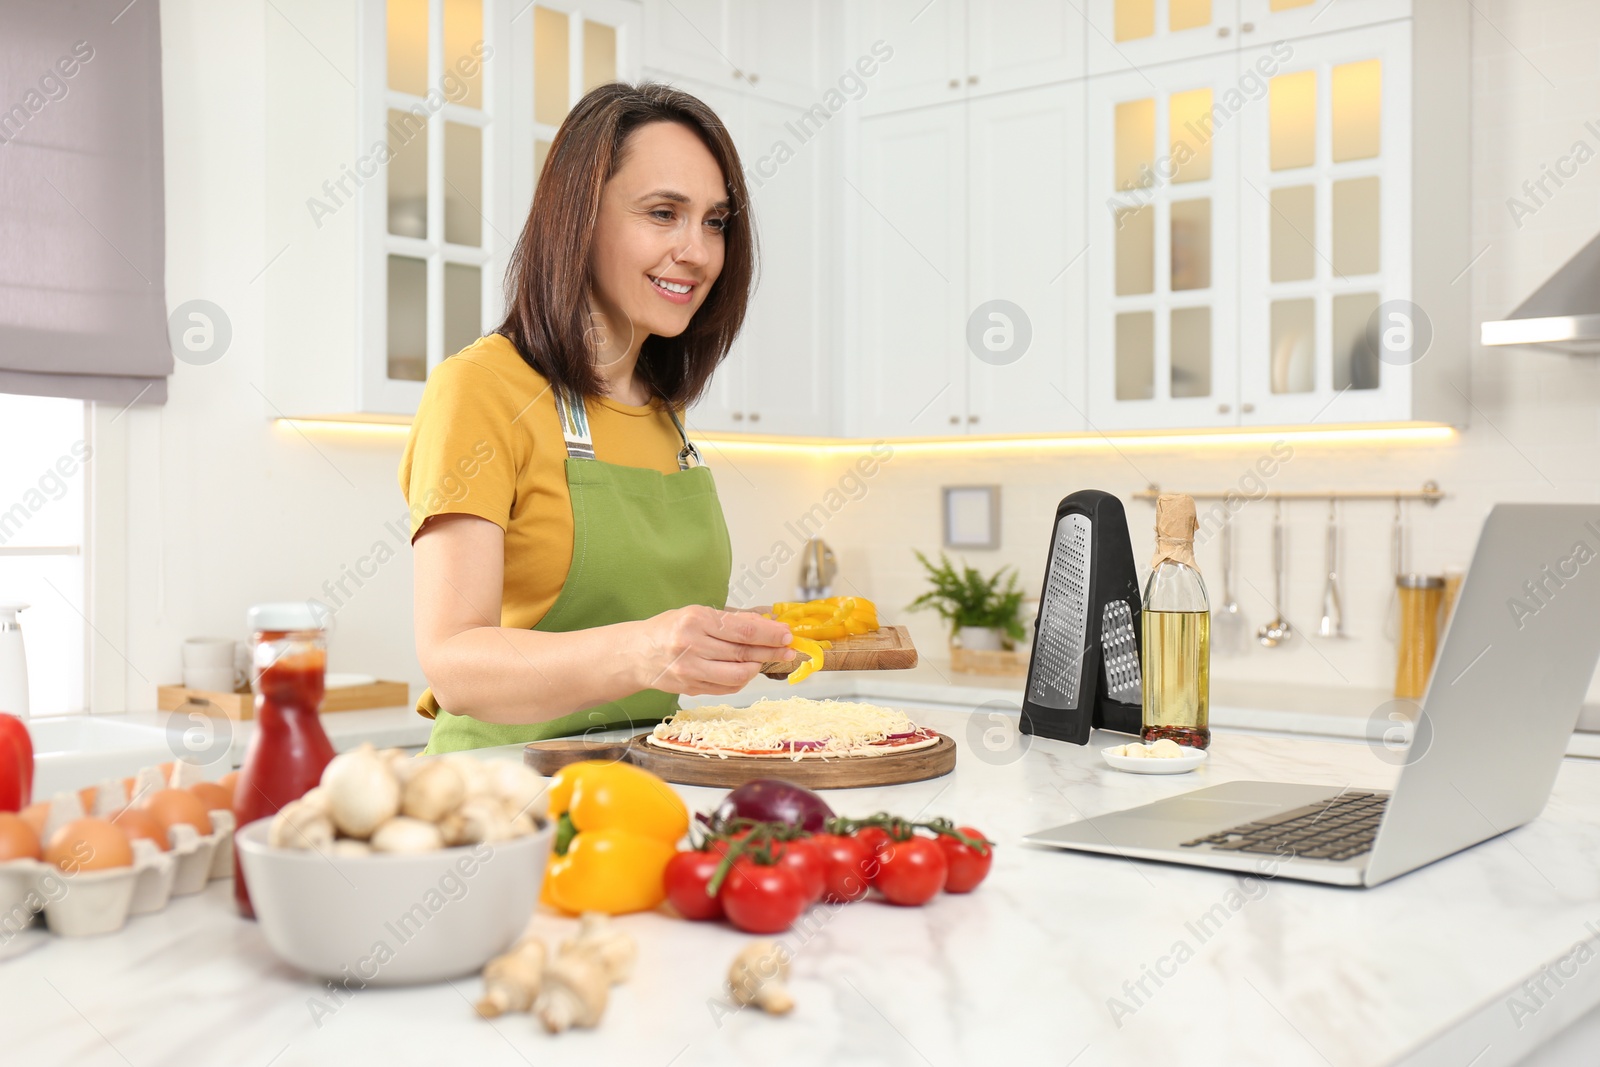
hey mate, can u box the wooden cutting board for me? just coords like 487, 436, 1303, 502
524, 731, 956, 788
623, 731, 956, 789
758, 625, 918, 678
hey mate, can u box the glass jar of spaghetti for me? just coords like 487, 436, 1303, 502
233, 602, 336, 918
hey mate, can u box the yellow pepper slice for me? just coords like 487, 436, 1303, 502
787, 635, 826, 685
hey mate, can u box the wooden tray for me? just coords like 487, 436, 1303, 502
157, 680, 410, 720
620, 731, 956, 789
759, 625, 918, 678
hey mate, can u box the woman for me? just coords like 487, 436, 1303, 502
399, 83, 794, 753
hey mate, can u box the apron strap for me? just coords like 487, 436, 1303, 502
554, 386, 702, 471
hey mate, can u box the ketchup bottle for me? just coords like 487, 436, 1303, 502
233, 603, 336, 918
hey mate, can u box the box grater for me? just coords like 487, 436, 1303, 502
1021, 490, 1145, 744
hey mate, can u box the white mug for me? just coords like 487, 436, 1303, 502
182, 638, 246, 692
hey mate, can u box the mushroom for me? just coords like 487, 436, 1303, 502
475, 936, 547, 1018
445, 754, 494, 801
268, 798, 335, 851
536, 951, 609, 1033
559, 912, 637, 985
401, 759, 465, 823
329, 839, 372, 858
487, 761, 546, 821
377, 748, 422, 786
370, 816, 445, 853
728, 941, 794, 1015
439, 796, 513, 846
322, 743, 401, 839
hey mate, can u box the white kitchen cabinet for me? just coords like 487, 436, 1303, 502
1237, 23, 1413, 426
672, 80, 828, 437
1086, 53, 1241, 430
265, 0, 640, 420
855, 0, 1084, 117
848, 104, 968, 436
852, 0, 967, 117
1087, 0, 1412, 77
965, 83, 1088, 434
640, 0, 820, 106
1236, 0, 1409, 43
1086, 0, 1240, 76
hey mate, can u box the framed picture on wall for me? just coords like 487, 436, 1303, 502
943, 486, 1000, 550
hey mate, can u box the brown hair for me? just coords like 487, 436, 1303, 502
495, 82, 755, 409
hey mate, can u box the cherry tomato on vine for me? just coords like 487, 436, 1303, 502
720, 858, 808, 934
851, 826, 893, 885
774, 838, 827, 904
935, 827, 994, 894
663, 850, 725, 921
811, 833, 875, 903
874, 836, 948, 906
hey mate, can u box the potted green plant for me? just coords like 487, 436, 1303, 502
906, 551, 1027, 652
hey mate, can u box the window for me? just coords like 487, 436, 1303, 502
0, 394, 88, 716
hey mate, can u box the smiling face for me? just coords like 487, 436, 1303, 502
588, 121, 731, 358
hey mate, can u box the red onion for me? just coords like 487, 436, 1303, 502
709, 779, 836, 832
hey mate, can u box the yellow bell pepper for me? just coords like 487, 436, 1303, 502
787, 635, 827, 685
542, 760, 688, 915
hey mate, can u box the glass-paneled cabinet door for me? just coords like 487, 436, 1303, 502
1236, 0, 1409, 43
1237, 23, 1410, 426
363, 0, 504, 414
1087, 0, 1240, 76
1086, 54, 1240, 431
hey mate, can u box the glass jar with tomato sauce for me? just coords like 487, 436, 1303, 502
233, 602, 337, 918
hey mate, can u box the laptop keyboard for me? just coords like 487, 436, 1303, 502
1180, 790, 1391, 862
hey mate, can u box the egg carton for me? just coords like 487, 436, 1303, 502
0, 776, 237, 940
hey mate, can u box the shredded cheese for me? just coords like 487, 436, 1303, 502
651, 698, 925, 756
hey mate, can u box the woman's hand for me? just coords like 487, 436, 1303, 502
632, 605, 796, 696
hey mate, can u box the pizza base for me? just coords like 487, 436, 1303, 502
643, 731, 941, 761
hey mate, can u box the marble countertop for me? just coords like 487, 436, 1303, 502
6, 707, 1600, 1067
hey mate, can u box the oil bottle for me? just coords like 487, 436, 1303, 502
1141, 494, 1211, 748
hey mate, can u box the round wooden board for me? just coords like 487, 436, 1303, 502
623, 732, 957, 789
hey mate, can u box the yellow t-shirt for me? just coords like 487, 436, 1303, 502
398, 333, 687, 717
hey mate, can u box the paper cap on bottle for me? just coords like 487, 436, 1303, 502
1151, 494, 1199, 570
248, 601, 328, 633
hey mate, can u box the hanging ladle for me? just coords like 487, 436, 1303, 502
1317, 500, 1347, 638
1258, 500, 1292, 647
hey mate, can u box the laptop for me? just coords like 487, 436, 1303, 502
1026, 504, 1600, 887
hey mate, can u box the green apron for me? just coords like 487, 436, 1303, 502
423, 385, 732, 753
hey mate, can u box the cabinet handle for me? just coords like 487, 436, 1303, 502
948, 78, 960, 89
1241, 21, 1255, 33
1242, 402, 1255, 414
1218, 403, 1231, 414
1217, 25, 1231, 37
967, 75, 978, 85
967, 414, 979, 424
732, 69, 743, 80
732, 411, 744, 421
747, 73, 760, 84
749, 412, 761, 423
948, 415, 960, 425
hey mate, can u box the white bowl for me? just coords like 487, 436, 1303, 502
235, 818, 553, 986
1102, 743, 1209, 775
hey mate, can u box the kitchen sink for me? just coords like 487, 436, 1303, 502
28, 716, 189, 801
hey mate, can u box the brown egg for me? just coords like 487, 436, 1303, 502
143, 788, 213, 836
19, 803, 48, 836
218, 771, 240, 797
110, 807, 169, 852
77, 786, 97, 812
189, 781, 233, 812
0, 812, 42, 861
45, 818, 134, 872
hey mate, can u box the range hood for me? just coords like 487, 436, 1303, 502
1480, 232, 1600, 354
